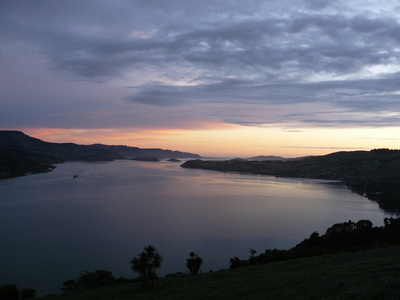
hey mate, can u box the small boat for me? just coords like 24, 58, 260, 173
73, 175, 79, 178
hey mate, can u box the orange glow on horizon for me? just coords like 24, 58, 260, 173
19, 126, 400, 158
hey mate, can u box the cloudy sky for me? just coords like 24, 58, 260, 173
1, 0, 400, 157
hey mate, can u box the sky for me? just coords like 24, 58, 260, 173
1, 0, 400, 158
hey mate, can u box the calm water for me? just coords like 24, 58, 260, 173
0, 160, 394, 295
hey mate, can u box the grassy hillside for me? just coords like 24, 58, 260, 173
39, 246, 400, 300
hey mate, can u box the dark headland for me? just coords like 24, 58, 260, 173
0, 130, 200, 179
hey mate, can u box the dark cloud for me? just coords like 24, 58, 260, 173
125, 76, 400, 113
2, 1, 400, 79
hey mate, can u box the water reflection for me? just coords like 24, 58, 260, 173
0, 160, 393, 296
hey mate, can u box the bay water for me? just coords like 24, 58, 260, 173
0, 160, 393, 296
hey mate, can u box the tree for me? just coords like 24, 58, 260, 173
130, 245, 163, 288
0, 284, 19, 300
186, 252, 203, 275
20, 288, 36, 299
61, 270, 115, 293
249, 248, 257, 260
77, 270, 115, 289
91, 270, 115, 286
229, 256, 247, 269
61, 279, 78, 293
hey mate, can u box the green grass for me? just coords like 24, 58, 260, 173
39, 246, 400, 300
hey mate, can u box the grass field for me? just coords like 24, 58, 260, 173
39, 246, 400, 300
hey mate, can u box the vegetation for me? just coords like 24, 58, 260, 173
60, 270, 130, 293
0, 284, 36, 299
20, 288, 36, 299
37, 246, 400, 300
130, 245, 163, 288
186, 252, 203, 275
182, 149, 400, 210
230, 217, 400, 269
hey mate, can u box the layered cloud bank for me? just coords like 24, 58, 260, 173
1, 1, 400, 156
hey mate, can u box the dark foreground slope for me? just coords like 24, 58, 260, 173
182, 149, 400, 211
0, 130, 200, 178
39, 246, 400, 300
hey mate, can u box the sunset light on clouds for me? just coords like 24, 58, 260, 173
1, 0, 400, 157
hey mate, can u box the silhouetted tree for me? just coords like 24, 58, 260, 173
229, 256, 247, 269
130, 245, 163, 288
384, 217, 400, 239
92, 270, 115, 286
0, 284, 19, 300
77, 270, 115, 288
249, 248, 257, 260
20, 288, 36, 299
186, 252, 203, 275
61, 279, 78, 293
61, 270, 115, 293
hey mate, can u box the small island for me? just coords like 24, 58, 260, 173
167, 158, 181, 162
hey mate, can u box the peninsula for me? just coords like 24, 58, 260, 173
181, 149, 400, 211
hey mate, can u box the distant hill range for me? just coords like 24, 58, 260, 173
0, 130, 200, 179
182, 149, 400, 211
247, 155, 313, 161
247, 155, 287, 161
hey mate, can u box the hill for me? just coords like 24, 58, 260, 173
38, 246, 400, 300
0, 130, 200, 179
181, 149, 400, 211
247, 155, 287, 161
